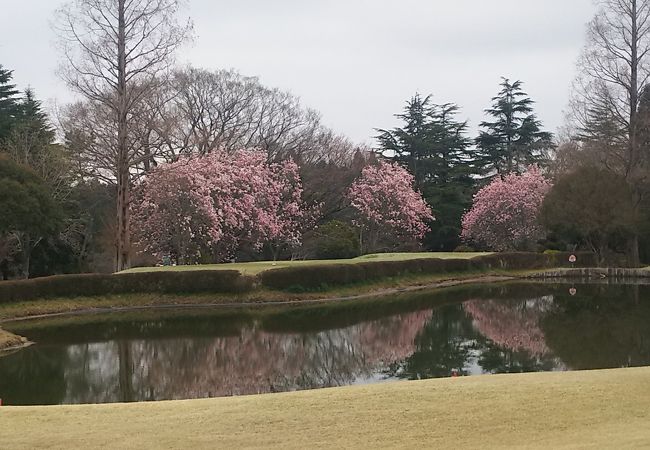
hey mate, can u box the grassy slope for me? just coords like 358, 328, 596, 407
0, 271, 512, 322
0, 328, 25, 350
121, 252, 490, 275
2, 367, 649, 449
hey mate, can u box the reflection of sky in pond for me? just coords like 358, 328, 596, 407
1, 282, 649, 405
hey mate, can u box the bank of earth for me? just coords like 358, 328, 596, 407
0, 252, 601, 347
0, 328, 29, 353
0, 271, 515, 323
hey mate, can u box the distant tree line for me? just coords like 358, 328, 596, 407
4, 0, 650, 278
389, 0, 650, 266
376, 78, 554, 252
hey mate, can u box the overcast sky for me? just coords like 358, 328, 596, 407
1, 0, 595, 144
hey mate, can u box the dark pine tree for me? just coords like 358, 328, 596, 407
3, 89, 66, 279
376, 93, 433, 190
9, 88, 57, 162
376, 94, 479, 250
476, 78, 554, 175
0, 65, 20, 142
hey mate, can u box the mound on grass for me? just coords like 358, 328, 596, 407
1, 367, 649, 448
120, 252, 491, 276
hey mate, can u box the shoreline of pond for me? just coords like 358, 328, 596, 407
526, 267, 650, 279
2, 266, 649, 351
0, 272, 522, 349
1, 273, 517, 324
2, 279, 650, 407
0, 329, 31, 354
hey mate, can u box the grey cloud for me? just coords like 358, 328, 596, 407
0, 0, 596, 143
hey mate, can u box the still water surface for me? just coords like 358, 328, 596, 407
1, 282, 649, 405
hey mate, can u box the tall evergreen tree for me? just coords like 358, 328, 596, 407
476, 78, 553, 175
3, 89, 71, 279
376, 94, 433, 190
0, 65, 20, 142
17, 89, 53, 134
0, 155, 62, 279
7, 89, 57, 163
377, 94, 479, 250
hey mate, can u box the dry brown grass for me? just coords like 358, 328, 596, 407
1, 367, 649, 449
0, 328, 25, 351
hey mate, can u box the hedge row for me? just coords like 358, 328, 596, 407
0, 270, 253, 303
473, 252, 598, 271
0, 252, 599, 301
259, 252, 599, 291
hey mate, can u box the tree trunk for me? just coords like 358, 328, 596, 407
115, 167, 131, 272
627, 1, 642, 270
19, 234, 31, 279
628, 233, 640, 268
0, 260, 8, 280
271, 243, 281, 262
366, 228, 380, 254
115, 0, 131, 272
598, 241, 607, 267
359, 228, 364, 255
21, 252, 30, 280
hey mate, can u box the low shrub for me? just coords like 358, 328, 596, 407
0, 251, 602, 300
435, 258, 474, 273
260, 252, 599, 291
472, 253, 549, 270
0, 270, 253, 303
259, 257, 467, 291
472, 252, 597, 271
311, 220, 360, 260
259, 264, 366, 291
548, 251, 599, 268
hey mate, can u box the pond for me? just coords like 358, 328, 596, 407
1, 282, 649, 405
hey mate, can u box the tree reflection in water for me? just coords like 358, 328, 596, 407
463, 297, 560, 374
2, 283, 650, 405
30, 310, 432, 404
385, 305, 476, 379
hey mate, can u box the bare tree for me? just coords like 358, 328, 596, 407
55, 0, 192, 271
572, 0, 650, 264
163, 68, 346, 164
61, 66, 366, 181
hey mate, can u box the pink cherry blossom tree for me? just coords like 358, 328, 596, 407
131, 150, 318, 264
266, 159, 320, 260
347, 161, 433, 253
461, 166, 551, 252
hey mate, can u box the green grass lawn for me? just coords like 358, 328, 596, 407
121, 252, 491, 276
1, 367, 649, 449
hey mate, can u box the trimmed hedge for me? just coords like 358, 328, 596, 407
0, 252, 600, 301
259, 252, 599, 291
258, 258, 471, 291
0, 270, 254, 303
472, 252, 598, 271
